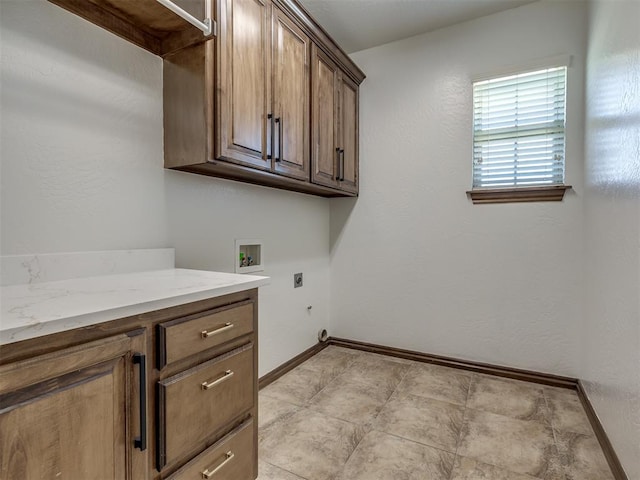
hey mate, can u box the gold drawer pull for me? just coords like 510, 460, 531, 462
201, 322, 234, 339
201, 370, 234, 390
202, 451, 235, 478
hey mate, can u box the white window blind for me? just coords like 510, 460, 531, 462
472, 66, 567, 188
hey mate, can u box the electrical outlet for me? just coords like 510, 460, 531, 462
294, 273, 303, 288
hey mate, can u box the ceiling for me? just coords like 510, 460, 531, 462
298, 0, 539, 53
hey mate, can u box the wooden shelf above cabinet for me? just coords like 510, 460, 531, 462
47, 0, 210, 56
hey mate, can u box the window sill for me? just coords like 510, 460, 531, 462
466, 185, 572, 204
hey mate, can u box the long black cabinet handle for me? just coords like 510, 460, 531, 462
267, 114, 274, 160
133, 353, 147, 451
275, 117, 282, 162
336, 147, 341, 180
340, 149, 345, 181
280, 117, 284, 163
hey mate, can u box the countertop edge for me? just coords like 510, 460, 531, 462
1, 273, 269, 346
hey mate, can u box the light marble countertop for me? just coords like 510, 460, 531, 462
0, 269, 269, 345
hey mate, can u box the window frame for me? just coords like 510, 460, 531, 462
467, 56, 573, 204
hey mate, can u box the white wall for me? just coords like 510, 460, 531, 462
0, 0, 330, 376
165, 172, 330, 376
583, 0, 640, 477
0, 1, 167, 253
330, 0, 588, 376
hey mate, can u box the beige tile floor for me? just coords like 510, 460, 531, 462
257, 346, 615, 480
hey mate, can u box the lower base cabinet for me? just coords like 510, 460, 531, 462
157, 343, 255, 468
167, 419, 254, 480
0, 330, 148, 480
0, 289, 259, 480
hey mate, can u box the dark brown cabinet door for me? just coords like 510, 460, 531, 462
338, 74, 359, 194
0, 331, 147, 480
311, 45, 339, 188
217, 0, 272, 170
272, 8, 310, 180
311, 46, 359, 194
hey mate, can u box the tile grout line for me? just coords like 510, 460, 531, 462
261, 459, 312, 480
543, 388, 574, 480
369, 428, 460, 457
543, 388, 562, 447
448, 372, 476, 480
259, 391, 305, 408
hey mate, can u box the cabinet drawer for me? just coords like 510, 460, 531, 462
157, 343, 254, 469
157, 301, 254, 368
166, 418, 254, 480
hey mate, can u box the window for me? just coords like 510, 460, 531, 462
469, 66, 571, 203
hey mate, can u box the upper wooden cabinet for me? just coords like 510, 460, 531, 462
217, 0, 272, 171
48, 0, 365, 197
339, 74, 359, 194
164, 0, 364, 197
271, 8, 311, 180
311, 46, 339, 189
310, 45, 359, 194
217, 0, 310, 181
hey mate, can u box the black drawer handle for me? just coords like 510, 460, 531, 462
268, 114, 274, 160
133, 353, 147, 451
275, 117, 282, 162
